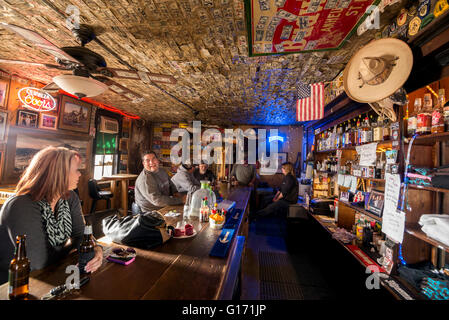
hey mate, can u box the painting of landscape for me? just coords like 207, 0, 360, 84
14, 134, 88, 174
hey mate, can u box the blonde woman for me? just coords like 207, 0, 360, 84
0, 146, 102, 283
250, 162, 299, 221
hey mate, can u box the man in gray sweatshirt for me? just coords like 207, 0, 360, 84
135, 151, 184, 212
171, 164, 200, 195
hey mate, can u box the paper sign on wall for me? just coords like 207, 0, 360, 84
356, 143, 378, 166
382, 173, 405, 243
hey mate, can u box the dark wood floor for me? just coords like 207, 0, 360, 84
241, 216, 336, 300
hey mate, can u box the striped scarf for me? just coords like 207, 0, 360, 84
39, 199, 72, 247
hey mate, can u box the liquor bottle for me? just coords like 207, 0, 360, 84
408, 98, 419, 136
342, 122, 347, 147
356, 117, 362, 145
8, 235, 30, 300
383, 118, 391, 140
335, 125, 341, 149
79, 224, 96, 274
373, 115, 383, 141
444, 99, 449, 132
417, 94, 432, 135
365, 116, 373, 143
431, 89, 445, 134
350, 119, 357, 146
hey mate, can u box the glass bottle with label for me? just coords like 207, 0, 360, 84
79, 224, 96, 274
383, 118, 391, 140
417, 94, 432, 135
431, 89, 445, 134
8, 235, 30, 300
366, 115, 373, 143
373, 115, 383, 141
356, 117, 362, 145
408, 98, 419, 136
444, 99, 449, 132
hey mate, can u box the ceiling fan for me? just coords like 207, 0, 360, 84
0, 23, 177, 102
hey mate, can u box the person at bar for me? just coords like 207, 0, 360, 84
0, 147, 103, 283
134, 151, 185, 212
171, 163, 200, 195
230, 156, 256, 187
193, 161, 216, 185
250, 162, 298, 221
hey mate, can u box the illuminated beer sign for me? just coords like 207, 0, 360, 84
18, 87, 56, 112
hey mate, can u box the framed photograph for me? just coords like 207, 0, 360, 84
0, 111, 7, 141
39, 114, 58, 130
0, 80, 8, 109
58, 95, 91, 133
17, 109, 38, 128
14, 134, 89, 175
366, 190, 385, 217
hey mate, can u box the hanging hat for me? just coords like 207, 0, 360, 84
343, 38, 413, 103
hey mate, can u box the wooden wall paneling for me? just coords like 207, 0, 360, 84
406, 189, 434, 225
128, 120, 153, 175
408, 145, 434, 167
337, 202, 356, 231
401, 233, 431, 265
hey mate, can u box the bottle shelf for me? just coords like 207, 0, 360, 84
405, 132, 449, 146
315, 139, 393, 154
405, 224, 449, 253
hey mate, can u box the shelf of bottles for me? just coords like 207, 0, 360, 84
406, 89, 448, 139
315, 111, 393, 154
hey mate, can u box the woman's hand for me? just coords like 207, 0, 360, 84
85, 246, 103, 273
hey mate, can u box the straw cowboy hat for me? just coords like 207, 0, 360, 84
343, 38, 413, 103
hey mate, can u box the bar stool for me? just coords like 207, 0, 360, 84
88, 179, 113, 214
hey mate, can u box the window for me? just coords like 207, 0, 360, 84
94, 132, 117, 179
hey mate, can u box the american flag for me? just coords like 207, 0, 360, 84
296, 82, 324, 122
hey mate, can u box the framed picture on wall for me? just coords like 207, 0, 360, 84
0, 80, 8, 109
58, 95, 91, 133
39, 114, 58, 130
0, 111, 7, 141
17, 109, 38, 128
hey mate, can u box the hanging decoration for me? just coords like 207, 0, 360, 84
246, 0, 379, 56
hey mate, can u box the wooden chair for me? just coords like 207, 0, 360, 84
88, 179, 113, 214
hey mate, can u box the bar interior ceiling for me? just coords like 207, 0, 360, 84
0, 0, 405, 126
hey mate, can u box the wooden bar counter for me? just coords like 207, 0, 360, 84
0, 186, 251, 300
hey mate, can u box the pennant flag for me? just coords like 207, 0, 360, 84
296, 82, 324, 122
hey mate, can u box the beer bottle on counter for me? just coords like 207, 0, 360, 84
8, 235, 30, 300
79, 224, 96, 274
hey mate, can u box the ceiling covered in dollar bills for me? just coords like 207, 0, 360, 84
0, 0, 406, 125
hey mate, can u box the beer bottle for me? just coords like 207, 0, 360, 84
78, 224, 96, 274
8, 235, 31, 300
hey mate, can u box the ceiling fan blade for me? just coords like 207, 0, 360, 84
1, 23, 81, 65
41, 82, 60, 92
94, 76, 145, 104
0, 58, 66, 69
96, 67, 177, 85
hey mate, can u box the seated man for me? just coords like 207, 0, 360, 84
193, 161, 216, 185
135, 151, 184, 212
171, 164, 200, 195
251, 162, 298, 221
230, 158, 256, 187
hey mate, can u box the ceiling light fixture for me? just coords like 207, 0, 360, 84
53, 74, 108, 98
